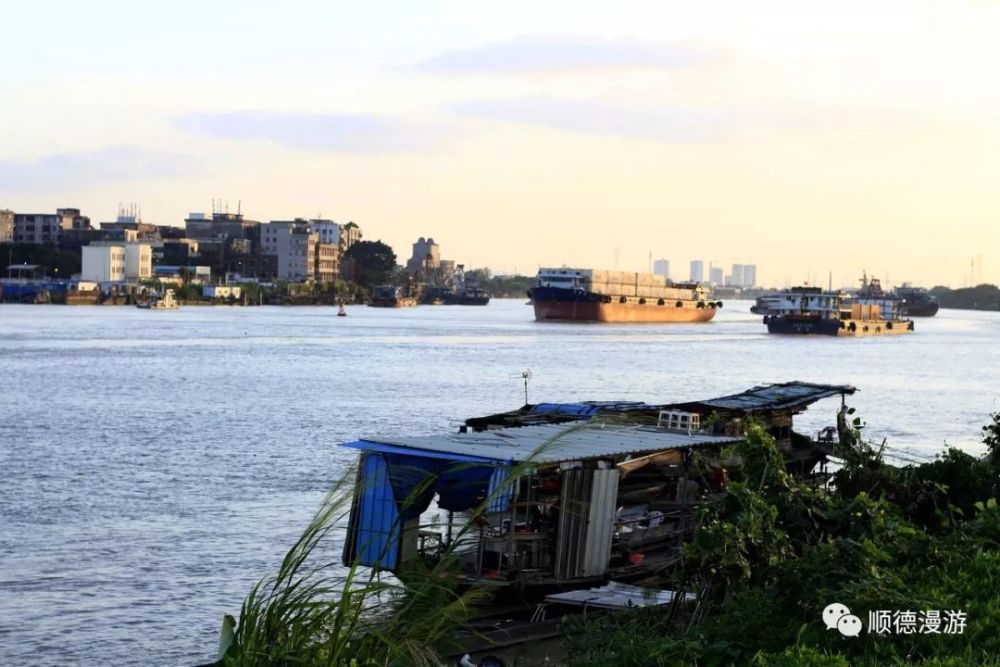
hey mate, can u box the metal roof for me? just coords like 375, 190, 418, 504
681, 381, 856, 412
342, 421, 740, 464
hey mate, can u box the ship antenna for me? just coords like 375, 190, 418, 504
509, 369, 533, 405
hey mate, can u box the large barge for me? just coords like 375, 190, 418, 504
528, 267, 719, 323
764, 287, 913, 336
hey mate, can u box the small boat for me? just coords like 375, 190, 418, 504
337, 303, 347, 317
136, 288, 179, 310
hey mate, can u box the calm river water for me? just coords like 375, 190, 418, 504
1, 300, 998, 665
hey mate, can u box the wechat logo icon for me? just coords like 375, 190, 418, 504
823, 603, 863, 637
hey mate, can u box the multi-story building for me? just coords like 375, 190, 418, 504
310, 219, 340, 246
729, 264, 745, 288
653, 259, 670, 281
709, 266, 724, 287
406, 237, 441, 274
743, 264, 757, 288
315, 243, 339, 282
81, 245, 126, 282
123, 244, 153, 280
184, 211, 258, 242
13, 208, 90, 244
0, 209, 13, 243
690, 260, 704, 283
339, 221, 362, 253
262, 220, 318, 281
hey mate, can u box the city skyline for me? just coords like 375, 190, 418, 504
2, 1, 999, 288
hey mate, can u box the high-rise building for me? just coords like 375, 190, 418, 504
730, 264, 745, 288
709, 266, 724, 286
653, 259, 670, 281
690, 260, 704, 283
743, 264, 757, 288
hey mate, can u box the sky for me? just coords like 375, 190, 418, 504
2, 0, 998, 288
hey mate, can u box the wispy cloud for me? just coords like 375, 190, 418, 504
0, 146, 195, 192
413, 35, 703, 74
174, 111, 445, 152
454, 97, 729, 142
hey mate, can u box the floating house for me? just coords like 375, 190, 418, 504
340, 382, 856, 593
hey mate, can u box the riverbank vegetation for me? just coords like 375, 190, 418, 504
931, 284, 1000, 311
215, 412, 1000, 666
562, 415, 1000, 666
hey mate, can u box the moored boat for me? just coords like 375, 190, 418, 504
528, 267, 720, 323
136, 288, 179, 310
369, 285, 417, 308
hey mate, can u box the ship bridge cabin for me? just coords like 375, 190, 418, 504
340, 381, 855, 591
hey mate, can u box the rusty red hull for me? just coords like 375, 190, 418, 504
533, 299, 718, 323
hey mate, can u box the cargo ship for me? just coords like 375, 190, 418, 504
763, 287, 913, 336
528, 268, 720, 323
369, 285, 417, 308
894, 284, 939, 317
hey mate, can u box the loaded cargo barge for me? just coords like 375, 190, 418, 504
528, 267, 720, 323
764, 287, 913, 336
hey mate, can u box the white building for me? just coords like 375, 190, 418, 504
653, 259, 670, 281
743, 264, 757, 288
81, 245, 126, 282
262, 221, 318, 281
309, 219, 340, 246
729, 264, 745, 288
690, 260, 704, 283
124, 244, 152, 280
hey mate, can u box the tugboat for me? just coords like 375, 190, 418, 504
369, 285, 417, 308
528, 267, 719, 323
136, 288, 179, 310
894, 284, 939, 317
763, 286, 912, 336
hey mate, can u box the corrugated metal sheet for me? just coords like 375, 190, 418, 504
354, 453, 401, 569
581, 468, 619, 577
681, 381, 856, 412
342, 422, 740, 464
485, 465, 514, 513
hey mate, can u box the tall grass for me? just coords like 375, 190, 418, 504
217, 419, 627, 666
217, 470, 491, 667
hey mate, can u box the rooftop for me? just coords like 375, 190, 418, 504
676, 381, 857, 413
342, 421, 741, 464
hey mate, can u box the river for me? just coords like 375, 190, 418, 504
1, 300, 997, 665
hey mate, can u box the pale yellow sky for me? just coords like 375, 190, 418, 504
1, 0, 997, 287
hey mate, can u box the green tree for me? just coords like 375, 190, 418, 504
344, 240, 396, 288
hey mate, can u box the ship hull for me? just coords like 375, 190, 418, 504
904, 302, 939, 317
529, 287, 717, 323
369, 297, 417, 308
765, 316, 913, 336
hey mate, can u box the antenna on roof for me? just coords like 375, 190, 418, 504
509, 369, 533, 405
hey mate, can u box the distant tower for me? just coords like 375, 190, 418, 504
690, 260, 704, 283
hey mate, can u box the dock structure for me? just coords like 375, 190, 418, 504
340, 381, 856, 594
